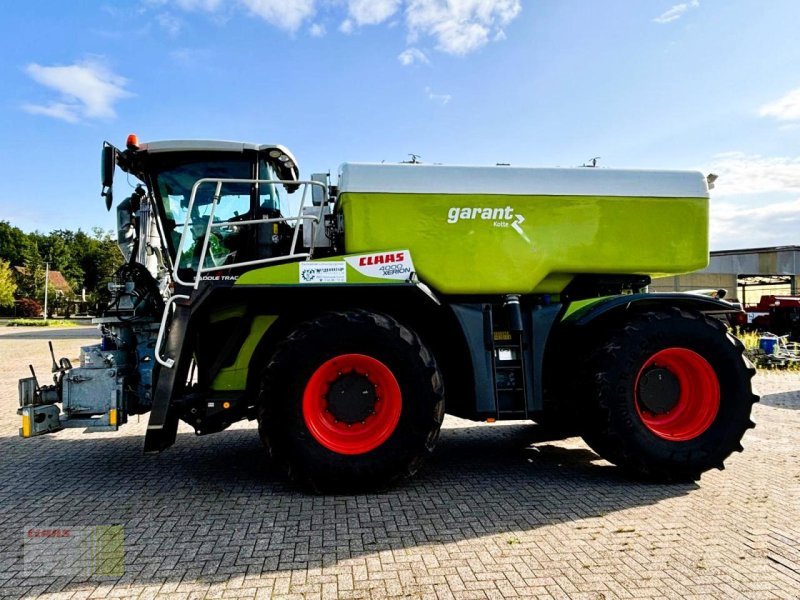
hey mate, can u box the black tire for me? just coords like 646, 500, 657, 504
257, 309, 445, 493
578, 308, 758, 481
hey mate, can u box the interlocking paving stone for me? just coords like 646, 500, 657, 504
0, 327, 798, 599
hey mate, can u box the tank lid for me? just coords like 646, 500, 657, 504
338, 163, 709, 199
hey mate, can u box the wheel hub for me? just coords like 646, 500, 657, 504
327, 372, 377, 424
637, 367, 680, 414
302, 354, 403, 455
634, 347, 721, 441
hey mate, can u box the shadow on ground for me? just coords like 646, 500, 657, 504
0, 328, 98, 341
760, 390, 800, 410
0, 423, 695, 596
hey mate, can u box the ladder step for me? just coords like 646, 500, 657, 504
498, 410, 527, 419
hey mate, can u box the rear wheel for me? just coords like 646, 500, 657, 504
258, 310, 445, 492
578, 309, 758, 480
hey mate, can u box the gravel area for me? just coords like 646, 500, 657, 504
0, 327, 798, 599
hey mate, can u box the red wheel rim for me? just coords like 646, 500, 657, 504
634, 348, 720, 441
302, 354, 402, 455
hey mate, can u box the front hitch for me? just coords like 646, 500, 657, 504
18, 368, 63, 438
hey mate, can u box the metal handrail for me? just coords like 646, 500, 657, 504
154, 294, 190, 368
173, 178, 328, 288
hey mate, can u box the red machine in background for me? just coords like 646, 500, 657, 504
746, 295, 800, 340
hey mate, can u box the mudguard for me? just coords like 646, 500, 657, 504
563, 293, 740, 327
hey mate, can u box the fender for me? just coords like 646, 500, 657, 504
564, 293, 740, 328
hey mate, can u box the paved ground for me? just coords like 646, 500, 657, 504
0, 327, 798, 599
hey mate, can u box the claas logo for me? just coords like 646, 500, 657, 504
358, 252, 405, 266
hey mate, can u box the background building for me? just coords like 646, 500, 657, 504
651, 246, 800, 306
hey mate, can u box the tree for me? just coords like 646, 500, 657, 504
18, 242, 44, 299
45, 229, 85, 287
0, 221, 32, 267
16, 297, 42, 318
0, 222, 124, 310
0, 260, 16, 308
59, 228, 123, 307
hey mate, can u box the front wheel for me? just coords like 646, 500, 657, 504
258, 310, 445, 492
578, 309, 758, 481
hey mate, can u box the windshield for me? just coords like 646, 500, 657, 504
154, 157, 253, 272
151, 155, 293, 275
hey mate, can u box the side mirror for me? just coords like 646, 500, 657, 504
102, 143, 116, 187
101, 143, 116, 210
103, 187, 114, 211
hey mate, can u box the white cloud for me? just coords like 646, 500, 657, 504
141, 0, 522, 55
169, 47, 214, 66
704, 151, 800, 248
425, 86, 451, 104
348, 0, 401, 26
157, 12, 183, 36
21, 102, 82, 124
707, 152, 800, 196
405, 0, 521, 55
653, 0, 699, 24
759, 88, 800, 122
239, 0, 315, 32
23, 60, 131, 123
711, 197, 800, 249
398, 47, 429, 66
309, 22, 326, 37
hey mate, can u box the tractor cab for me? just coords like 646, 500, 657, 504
103, 136, 331, 289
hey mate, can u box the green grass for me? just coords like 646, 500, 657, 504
6, 319, 82, 327
735, 329, 760, 351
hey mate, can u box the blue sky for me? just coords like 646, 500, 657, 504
1, 0, 799, 250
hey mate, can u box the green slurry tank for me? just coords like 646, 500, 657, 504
338, 163, 709, 294
17, 137, 757, 493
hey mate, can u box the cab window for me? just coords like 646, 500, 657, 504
154, 157, 253, 271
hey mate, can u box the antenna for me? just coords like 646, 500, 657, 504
581, 157, 601, 168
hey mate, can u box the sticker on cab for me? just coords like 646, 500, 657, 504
299, 262, 347, 283
345, 250, 415, 281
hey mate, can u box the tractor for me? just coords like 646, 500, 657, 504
18, 135, 757, 492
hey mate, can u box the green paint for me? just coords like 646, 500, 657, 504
211, 315, 277, 391
339, 192, 708, 295
562, 296, 613, 321
208, 304, 247, 324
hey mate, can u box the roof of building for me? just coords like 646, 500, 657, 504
711, 245, 800, 256
12, 266, 73, 294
